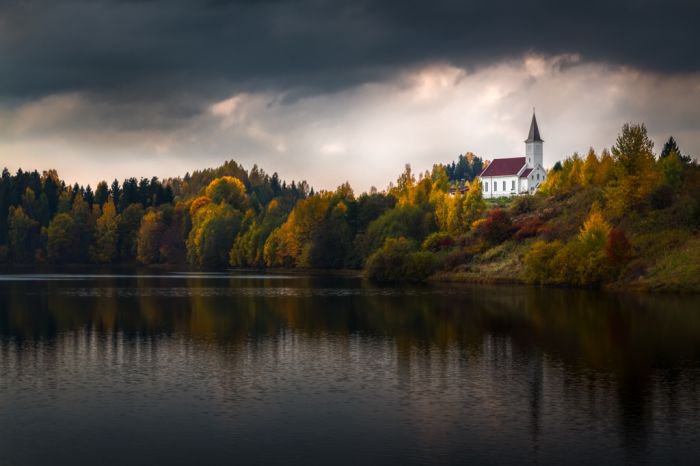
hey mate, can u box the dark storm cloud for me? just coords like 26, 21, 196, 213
1, 0, 698, 106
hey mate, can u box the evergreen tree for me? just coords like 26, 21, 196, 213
84, 185, 95, 207
94, 181, 110, 208
660, 136, 692, 164
110, 179, 121, 209
118, 178, 139, 212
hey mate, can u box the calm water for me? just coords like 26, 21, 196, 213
1, 273, 700, 465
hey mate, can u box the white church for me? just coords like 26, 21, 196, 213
478, 113, 548, 197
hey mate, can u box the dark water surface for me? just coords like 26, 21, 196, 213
1, 273, 700, 465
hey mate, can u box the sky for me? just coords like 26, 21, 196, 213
1, 0, 699, 192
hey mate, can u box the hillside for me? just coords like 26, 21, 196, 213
430, 130, 700, 292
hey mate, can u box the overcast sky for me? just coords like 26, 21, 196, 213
1, 0, 699, 192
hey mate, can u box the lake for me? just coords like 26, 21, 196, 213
0, 272, 699, 465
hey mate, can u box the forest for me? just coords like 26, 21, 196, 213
1, 124, 698, 291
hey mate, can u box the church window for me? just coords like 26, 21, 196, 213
485, 183, 488, 192
511, 180, 515, 190
493, 182, 497, 191
502, 181, 506, 191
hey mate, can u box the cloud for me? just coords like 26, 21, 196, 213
1, 0, 699, 110
319, 143, 347, 155
1, 0, 698, 187
2, 54, 698, 193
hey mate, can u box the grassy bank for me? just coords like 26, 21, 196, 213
422, 187, 700, 293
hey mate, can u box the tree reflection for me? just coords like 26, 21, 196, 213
0, 276, 699, 462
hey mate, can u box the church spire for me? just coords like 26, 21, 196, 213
525, 111, 543, 143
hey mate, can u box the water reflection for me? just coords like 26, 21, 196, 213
0, 275, 699, 465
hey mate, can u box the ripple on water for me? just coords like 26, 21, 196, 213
57, 287, 457, 298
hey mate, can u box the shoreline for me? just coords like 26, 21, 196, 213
431, 270, 700, 294
1, 263, 699, 294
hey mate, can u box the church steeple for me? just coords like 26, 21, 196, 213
525, 110, 543, 169
525, 111, 543, 143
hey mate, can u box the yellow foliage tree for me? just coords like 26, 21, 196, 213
579, 206, 611, 249
205, 176, 247, 209
187, 202, 241, 266
189, 196, 211, 218
90, 199, 118, 263
136, 210, 164, 265
581, 148, 599, 186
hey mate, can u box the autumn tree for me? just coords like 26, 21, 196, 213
187, 202, 241, 266
90, 199, 118, 263
262, 193, 331, 267
117, 203, 145, 261
70, 193, 95, 262
612, 123, 656, 176
205, 176, 247, 210
8, 206, 40, 262
47, 213, 77, 262
462, 178, 486, 229
607, 123, 662, 216
581, 148, 600, 186
365, 237, 435, 284
158, 204, 187, 264
230, 201, 288, 267
137, 210, 165, 265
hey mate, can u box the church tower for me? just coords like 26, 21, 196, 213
525, 111, 543, 169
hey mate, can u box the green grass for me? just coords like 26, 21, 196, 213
628, 234, 700, 292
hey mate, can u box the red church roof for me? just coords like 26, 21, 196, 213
520, 168, 533, 178
479, 157, 526, 177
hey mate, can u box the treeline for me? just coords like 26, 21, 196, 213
0, 162, 309, 265
1, 125, 698, 291
0, 147, 481, 271
444, 152, 484, 183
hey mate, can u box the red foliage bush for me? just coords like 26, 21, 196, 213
536, 223, 563, 242
477, 208, 515, 244
513, 216, 543, 241
606, 228, 632, 264
422, 232, 455, 252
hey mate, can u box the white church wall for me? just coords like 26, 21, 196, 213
481, 176, 521, 198
520, 177, 529, 193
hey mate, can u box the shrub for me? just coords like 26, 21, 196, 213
513, 216, 543, 241
422, 232, 455, 252
366, 237, 435, 284
526, 220, 619, 287
549, 240, 614, 286
511, 195, 537, 215
649, 184, 674, 210
405, 251, 437, 282
536, 223, 562, 242
361, 205, 435, 258
442, 249, 473, 271
606, 228, 632, 265
475, 208, 514, 244
579, 208, 611, 248
524, 240, 561, 284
